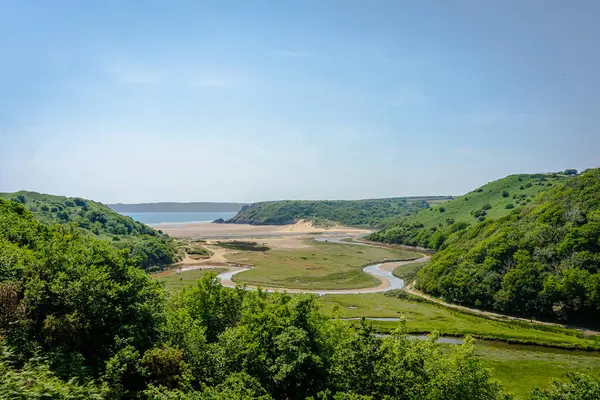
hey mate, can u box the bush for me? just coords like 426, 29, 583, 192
502, 190, 509, 198
14, 195, 26, 204
531, 373, 599, 399
505, 203, 514, 209
471, 209, 487, 218
439, 207, 445, 213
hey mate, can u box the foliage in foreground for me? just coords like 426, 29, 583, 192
0, 199, 506, 399
0, 191, 178, 270
416, 169, 600, 326
0, 197, 596, 399
226, 197, 440, 227
369, 173, 573, 250
2, 273, 510, 400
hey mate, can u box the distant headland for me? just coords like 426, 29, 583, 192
108, 202, 246, 213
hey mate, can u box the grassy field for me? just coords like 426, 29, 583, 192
319, 292, 600, 350
227, 239, 421, 289
155, 268, 226, 293
476, 345, 600, 399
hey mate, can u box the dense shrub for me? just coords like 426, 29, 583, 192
531, 373, 599, 399
226, 198, 434, 227
0, 191, 177, 270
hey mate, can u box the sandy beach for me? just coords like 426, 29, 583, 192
153, 220, 373, 239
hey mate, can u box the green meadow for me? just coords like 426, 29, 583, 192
227, 239, 420, 289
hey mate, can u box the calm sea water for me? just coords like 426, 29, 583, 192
122, 212, 238, 225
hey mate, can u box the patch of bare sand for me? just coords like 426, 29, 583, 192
153, 245, 241, 278
153, 220, 372, 239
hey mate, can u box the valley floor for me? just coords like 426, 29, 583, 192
154, 221, 600, 399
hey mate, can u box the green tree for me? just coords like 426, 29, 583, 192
531, 373, 600, 400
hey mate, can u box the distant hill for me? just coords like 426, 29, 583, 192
108, 202, 245, 213
225, 197, 451, 227
416, 169, 600, 325
0, 191, 178, 271
369, 173, 575, 249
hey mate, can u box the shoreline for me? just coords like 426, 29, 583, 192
154, 220, 374, 239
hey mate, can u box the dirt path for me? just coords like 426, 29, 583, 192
404, 283, 600, 335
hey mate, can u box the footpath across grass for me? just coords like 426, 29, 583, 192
227, 239, 420, 290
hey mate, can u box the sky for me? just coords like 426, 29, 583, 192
1, 0, 599, 203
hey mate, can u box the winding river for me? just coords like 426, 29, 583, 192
215, 236, 426, 295
181, 237, 600, 350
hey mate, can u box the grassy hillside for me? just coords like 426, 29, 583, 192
369, 173, 574, 249
226, 197, 449, 227
416, 169, 600, 326
0, 191, 178, 271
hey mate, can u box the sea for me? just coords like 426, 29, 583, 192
121, 212, 238, 225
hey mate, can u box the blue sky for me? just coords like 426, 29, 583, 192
1, 0, 598, 203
